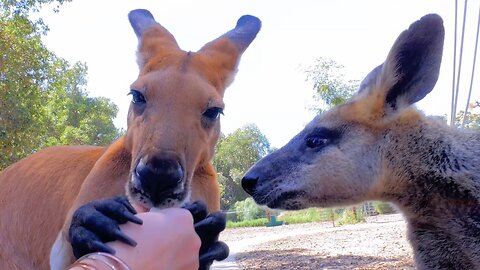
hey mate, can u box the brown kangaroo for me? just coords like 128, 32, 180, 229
0, 9, 260, 269
243, 14, 480, 269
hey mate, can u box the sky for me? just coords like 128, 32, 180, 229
39, 0, 480, 148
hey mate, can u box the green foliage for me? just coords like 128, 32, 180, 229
234, 197, 265, 221
455, 102, 480, 129
336, 207, 365, 226
278, 208, 325, 224
214, 123, 270, 209
304, 57, 358, 113
1, 12, 51, 168
0, 5, 120, 169
226, 218, 268, 228
44, 61, 119, 146
1, 0, 71, 15
372, 201, 396, 214
226, 206, 366, 228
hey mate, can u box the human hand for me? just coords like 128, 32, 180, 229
108, 208, 201, 270
69, 196, 228, 269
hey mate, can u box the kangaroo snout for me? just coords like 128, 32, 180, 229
135, 152, 184, 196
241, 171, 259, 196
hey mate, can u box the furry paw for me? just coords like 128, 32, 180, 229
69, 196, 142, 258
183, 201, 230, 269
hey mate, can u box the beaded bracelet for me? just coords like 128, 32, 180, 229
70, 252, 132, 270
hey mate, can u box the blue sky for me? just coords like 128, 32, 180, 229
39, 0, 480, 147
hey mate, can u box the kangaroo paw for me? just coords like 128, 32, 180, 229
183, 201, 229, 269
69, 196, 142, 258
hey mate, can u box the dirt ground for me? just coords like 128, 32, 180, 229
219, 214, 415, 269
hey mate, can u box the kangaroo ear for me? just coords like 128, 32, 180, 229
359, 14, 444, 115
128, 9, 180, 69
358, 64, 383, 94
197, 15, 261, 90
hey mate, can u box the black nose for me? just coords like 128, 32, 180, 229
241, 172, 259, 196
135, 154, 183, 194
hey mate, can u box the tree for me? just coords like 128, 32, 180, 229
1, 0, 71, 15
0, 1, 121, 169
0, 12, 52, 167
44, 60, 120, 146
455, 101, 480, 129
304, 57, 359, 112
213, 123, 270, 209
234, 197, 264, 221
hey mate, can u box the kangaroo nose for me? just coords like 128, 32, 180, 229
135, 154, 183, 194
241, 172, 259, 196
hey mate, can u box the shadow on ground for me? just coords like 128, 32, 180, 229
236, 248, 414, 269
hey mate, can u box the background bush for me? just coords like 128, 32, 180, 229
373, 201, 396, 214
336, 207, 365, 225
233, 197, 265, 221
277, 208, 332, 224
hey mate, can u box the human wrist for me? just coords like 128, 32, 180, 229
69, 252, 131, 270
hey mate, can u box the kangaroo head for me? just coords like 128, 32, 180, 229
242, 14, 444, 210
124, 9, 261, 209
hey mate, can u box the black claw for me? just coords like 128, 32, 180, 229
116, 196, 138, 214
94, 196, 142, 225
113, 229, 138, 247
123, 211, 143, 225
90, 240, 116, 255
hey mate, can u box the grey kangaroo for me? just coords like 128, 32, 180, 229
242, 14, 480, 270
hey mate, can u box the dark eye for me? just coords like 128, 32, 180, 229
203, 107, 224, 121
306, 137, 329, 149
128, 89, 146, 104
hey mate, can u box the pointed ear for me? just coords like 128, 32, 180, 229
128, 9, 180, 69
358, 64, 383, 94
198, 15, 261, 90
358, 14, 444, 116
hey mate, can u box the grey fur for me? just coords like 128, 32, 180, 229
242, 14, 480, 270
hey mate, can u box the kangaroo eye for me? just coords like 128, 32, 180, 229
306, 137, 329, 149
203, 107, 224, 121
128, 90, 146, 104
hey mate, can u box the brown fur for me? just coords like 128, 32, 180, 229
0, 10, 260, 269
243, 14, 480, 269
